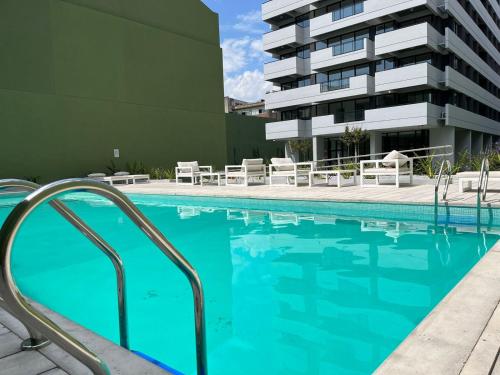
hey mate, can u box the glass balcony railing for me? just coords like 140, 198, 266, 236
320, 78, 350, 93
332, 39, 365, 56
334, 110, 365, 123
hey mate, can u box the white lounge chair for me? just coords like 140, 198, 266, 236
225, 158, 266, 186
175, 162, 212, 185
457, 171, 500, 192
88, 173, 129, 186
269, 158, 313, 187
360, 150, 414, 188
114, 171, 150, 184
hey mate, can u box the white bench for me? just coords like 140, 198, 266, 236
457, 171, 500, 192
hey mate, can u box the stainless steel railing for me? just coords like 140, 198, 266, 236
0, 179, 129, 350
433, 159, 452, 225
435, 159, 452, 203
0, 179, 207, 375
477, 157, 490, 228
315, 144, 453, 169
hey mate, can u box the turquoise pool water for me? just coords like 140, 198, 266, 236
0, 193, 498, 375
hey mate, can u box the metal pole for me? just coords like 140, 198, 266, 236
0, 180, 129, 350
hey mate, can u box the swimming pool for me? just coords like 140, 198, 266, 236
1, 193, 499, 375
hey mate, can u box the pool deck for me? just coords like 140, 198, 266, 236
116, 179, 500, 208
0, 302, 170, 375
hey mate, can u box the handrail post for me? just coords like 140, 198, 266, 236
477, 157, 490, 230
0, 180, 129, 350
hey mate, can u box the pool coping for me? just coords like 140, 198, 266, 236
0, 301, 172, 375
116, 181, 500, 209
375, 240, 500, 374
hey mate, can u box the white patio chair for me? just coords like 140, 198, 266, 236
268, 157, 313, 187
175, 161, 212, 185
225, 158, 266, 187
360, 150, 414, 188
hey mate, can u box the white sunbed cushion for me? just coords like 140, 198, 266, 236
178, 161, 200, 173
114, 171, 130, 176
382, 150, 409, 167
271, 158, 294, 171
88, 173, 106, 178
242, 159, 264, 172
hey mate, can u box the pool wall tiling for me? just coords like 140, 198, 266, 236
127, 194, 500, 227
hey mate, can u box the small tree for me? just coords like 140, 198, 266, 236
341, 126, 367, 162
288, 139, 312, 161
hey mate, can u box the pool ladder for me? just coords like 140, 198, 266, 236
0, 179, 208, 375
477, 156, 490, 228
434, 159, 452, 224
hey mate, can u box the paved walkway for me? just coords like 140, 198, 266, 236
117, 179, 500, 208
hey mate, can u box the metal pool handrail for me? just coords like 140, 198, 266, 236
0, 179, 207, 375
0, 179, 129, 350
477, 157, 490, 228
435, 159, 452, 202
434, 160, 452, 225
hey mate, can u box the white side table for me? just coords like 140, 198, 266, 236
200, 172, 225, 186
309, 170, 357, 188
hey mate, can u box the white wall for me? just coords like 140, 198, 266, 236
264, 57, 311, 81
262, 0, 317, 22
375, 23, 444, 56
310, 0, 440, 38
446, 104, 500, 136
375, 63, 444, 92
311, 39, 375, 71
265, 75, 374, 110
266, 119, 312, 140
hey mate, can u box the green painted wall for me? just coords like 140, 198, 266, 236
225, 113, 285, 166
0, 0, 226, 182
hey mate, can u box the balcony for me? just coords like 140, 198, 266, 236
375, 23, 445, 56
265, 75, 374, 110
311, 103, 444, 136
264, 57, 311, 82
263, 24, 309, 53
265, 119, 312, 140
311, 38, 375, 71
262, 0, 318, 23
375, 63, 445, 93
310, 0, 442, 38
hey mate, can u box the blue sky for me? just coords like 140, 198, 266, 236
201, 0, 272, 102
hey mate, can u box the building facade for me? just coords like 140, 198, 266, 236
262, 0, 500, 162
0, 0, 226, 181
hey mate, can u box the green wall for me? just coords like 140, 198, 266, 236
0, 0, 226, 182
225, 113, 285, 166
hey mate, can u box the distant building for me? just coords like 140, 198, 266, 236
224, 97, 276, 119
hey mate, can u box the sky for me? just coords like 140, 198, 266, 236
201, 0, 272, 102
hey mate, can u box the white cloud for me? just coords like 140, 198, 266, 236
219, 9, 272, 103
221, 38, 250, 73
221, 36, 268, 74
233, 10, 266, 34
224, 70, 272, 102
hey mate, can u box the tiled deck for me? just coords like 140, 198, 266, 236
0, 302, 169, 375
117, 179, 500, 208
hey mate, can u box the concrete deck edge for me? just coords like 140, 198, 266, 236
375, 240, 500, 374
117, 182, 500, 209
0, 302, 171, 375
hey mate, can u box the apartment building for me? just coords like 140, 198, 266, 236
262, 0, 500, 162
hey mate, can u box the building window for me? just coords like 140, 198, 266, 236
382, 130, 429, 153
